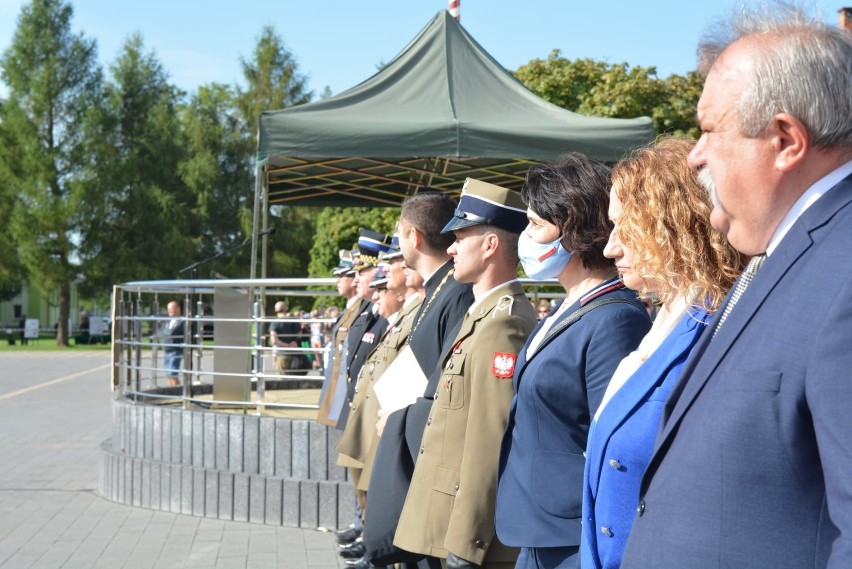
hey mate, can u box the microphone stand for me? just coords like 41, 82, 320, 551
179, 231, 272, 279
176, 230, 275, 394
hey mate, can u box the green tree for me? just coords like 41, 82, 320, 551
235, 25, 312, 137
233, 25, 315, 281
179, 82, 253, 278
0, 0, 102, 344
0, 108, 26, 301
514, 51, 702, 138
77, 34, 194, 294
514, 52, 611, 112
307, 206, 399, 281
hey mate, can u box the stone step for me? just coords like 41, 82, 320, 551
98, 398, 356, 529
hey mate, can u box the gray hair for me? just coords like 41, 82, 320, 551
697, 2, 852, 148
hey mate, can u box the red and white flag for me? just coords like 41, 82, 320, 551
449, 0, 460, 21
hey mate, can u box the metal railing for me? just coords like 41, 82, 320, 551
111, 277, 560, 415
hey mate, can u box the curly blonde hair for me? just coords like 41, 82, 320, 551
611, 137, 746, 312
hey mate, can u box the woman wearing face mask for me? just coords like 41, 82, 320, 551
579, 138, 744, 569
494, 153, 652, 569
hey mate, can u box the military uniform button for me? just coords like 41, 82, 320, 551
426, 418, 432, 426
454, 484, 459, 491
365, 394, 370, 399
601, 526, 613, 537
419, 447, 424, 454
608, 459, 622, 469
637, 500, 645, 516
349, 403, 354, 410
475, 540, 486, 549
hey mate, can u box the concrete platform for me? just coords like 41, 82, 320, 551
0, 351, 352, 569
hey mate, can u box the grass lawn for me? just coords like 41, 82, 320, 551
0, 337, 112, 351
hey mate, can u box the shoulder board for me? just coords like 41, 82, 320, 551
492, 295, 515, 318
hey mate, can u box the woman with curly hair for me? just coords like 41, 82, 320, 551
580, 137, 745, 569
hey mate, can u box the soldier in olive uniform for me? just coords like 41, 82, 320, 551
335, 229, 393, 433
394, 179, 538, 569
317, 250, 359, 427
336, 237, 424, 483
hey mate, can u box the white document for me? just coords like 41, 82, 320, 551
372, 345, 428, 413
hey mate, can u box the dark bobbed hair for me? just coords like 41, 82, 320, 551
521, 153, 614, 272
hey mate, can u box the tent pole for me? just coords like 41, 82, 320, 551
250, 165, 263, 281
261, 174, 270, 281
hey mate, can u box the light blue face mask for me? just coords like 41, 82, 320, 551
518, 231, 573, 280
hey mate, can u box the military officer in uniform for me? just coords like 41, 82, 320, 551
335, 229, 393, 432
394, 179, 538, 569
336, 239, 426, 569
364, 192, 475, 569
337, 237, 425, 488
317, 249, 359, 427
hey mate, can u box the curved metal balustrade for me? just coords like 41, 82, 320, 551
99, 277, 559, 528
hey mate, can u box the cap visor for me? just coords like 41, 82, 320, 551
441, 216, 480, 234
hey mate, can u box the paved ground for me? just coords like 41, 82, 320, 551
0, 351, 350, 569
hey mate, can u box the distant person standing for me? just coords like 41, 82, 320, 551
18, 315, 28, 346
163, 301, 185, 386
269, 301, 301, 378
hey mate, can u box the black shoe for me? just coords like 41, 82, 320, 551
339, 539, 366, 559
335, 525, 362, 545
344, 554, 374, 568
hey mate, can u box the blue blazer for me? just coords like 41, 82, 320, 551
495, 285, 650, 548
580, 307, 711, 569
622, 173, 852, 569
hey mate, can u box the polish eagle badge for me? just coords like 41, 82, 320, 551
492, 352, 516, 379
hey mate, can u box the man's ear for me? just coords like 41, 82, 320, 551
771, 112, 809, 172
482, 231, 499, 258
410, 225, 422, 249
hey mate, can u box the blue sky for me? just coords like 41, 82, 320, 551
0, 0, 844, 99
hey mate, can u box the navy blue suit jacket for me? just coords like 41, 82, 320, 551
495, 285, 650, 548
622, 174, 852, 569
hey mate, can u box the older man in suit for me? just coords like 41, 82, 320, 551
621, 6, 852, 569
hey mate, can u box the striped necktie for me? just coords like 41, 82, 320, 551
713, 254, 766, 339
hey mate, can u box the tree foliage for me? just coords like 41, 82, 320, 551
235, 25, 312, 137
514, 50, 702, 139
234, 24, 315, 281
0, 110, 26, 301
0, 0, 101, 343
77, 34, 194, 295
178, 82, 253, 278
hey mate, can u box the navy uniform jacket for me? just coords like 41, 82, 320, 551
622, 173, 852, 569
365, 259, 474, 565
336, 303, 388, 431
495, 280, 650, 549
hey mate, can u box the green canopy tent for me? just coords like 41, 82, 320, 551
250, 9, 653, 275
